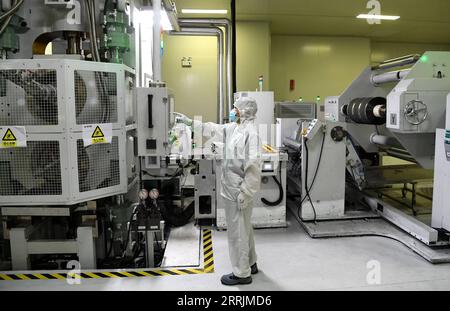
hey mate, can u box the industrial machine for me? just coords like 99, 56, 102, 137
432, 94, 450, 233
0, 0, 180, 271
275, 101, 317, 148
215, 151, 288, 229
277, 52, 450, 261
318, 52, 450, 247
283, 118, 347, 221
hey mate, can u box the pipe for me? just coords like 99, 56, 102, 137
170, 27, 225, 124
178, 18, 233, 117
371, 69, 411, 85
372, 54, 420, 71
231, 0, 236, 94
162, 0, 180, 31
153, 0, 162, 81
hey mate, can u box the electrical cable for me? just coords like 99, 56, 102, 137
261, 167, 284, 207
90, 0, 111, 139
0, 0, 23, 36
300, 131, 326, 205
0, 14, 12, 35
84, 0, 111, 123
84, 0, 95, 60
90, 0, 101, 61
303, 139, 317, 222
375, 125, 380, 135
84, 0, 101, 62
0, 0, 23, 22
143, 169, 183, 180
121, 206, 139, 257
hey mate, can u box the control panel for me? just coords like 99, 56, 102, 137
325, 96, 340, 122
302, 119, 323, 140
136, 86, 174, 167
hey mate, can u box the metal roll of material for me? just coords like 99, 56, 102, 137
371, 69, 411, 85
343, 97, 387, 125
371, 54, 420, 71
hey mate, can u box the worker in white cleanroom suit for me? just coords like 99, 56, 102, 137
174, 97, 262, 285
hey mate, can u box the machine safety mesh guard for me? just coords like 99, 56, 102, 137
0, 141, 62, 196
75, 70, 118, 125
77, 137, 120, 193
0, 69, 58, 126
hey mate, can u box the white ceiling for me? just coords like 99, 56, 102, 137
174, 0, 450, 44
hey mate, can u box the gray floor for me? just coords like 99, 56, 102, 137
2, 213, 450, 291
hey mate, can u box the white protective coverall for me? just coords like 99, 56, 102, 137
193, 97, 262, 278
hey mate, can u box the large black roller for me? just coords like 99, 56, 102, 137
343, 97, 386, 125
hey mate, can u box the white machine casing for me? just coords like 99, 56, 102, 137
0, 59, 136, 206
216, 152, 288, 229
298, 121, 347, 220
135, 86, 175, 168
432, 94, 450, 231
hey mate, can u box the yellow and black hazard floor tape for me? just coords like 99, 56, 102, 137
0, 229, 214, 281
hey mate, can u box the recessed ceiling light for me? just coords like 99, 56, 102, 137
357, 14, 400, 20
181, 9, 228, 14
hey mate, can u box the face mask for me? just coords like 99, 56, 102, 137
229, 109, 239, 123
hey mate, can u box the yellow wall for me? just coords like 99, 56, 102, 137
371, 41, 450, 64
270, 37, 450, 102
236, 22, 271, 92
162, 24, 450, 120
162, 21, 271, 121
162, 35, 218, 122
270, 36, 371, 102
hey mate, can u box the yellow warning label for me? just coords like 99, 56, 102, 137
91, 126, 106, 144
1, 128, 17, 148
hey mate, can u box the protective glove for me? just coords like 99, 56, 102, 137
237, 192, 251, 211
172, 112, 193, 127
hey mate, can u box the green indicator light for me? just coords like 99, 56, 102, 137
420, 55, 429, 63
316, 96, 321, 101
299, 97, 303, 102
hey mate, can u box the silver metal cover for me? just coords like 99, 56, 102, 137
275, 102, 317, 119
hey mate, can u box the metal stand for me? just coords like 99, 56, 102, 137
10, 226, 96, 271
3, 207, 96, 271
144, 231, 155, 268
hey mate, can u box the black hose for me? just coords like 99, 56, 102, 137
121, 207, 139, 256
261, 176, 284, 207
303, 139, 317, 222
300, 131, 326, 205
